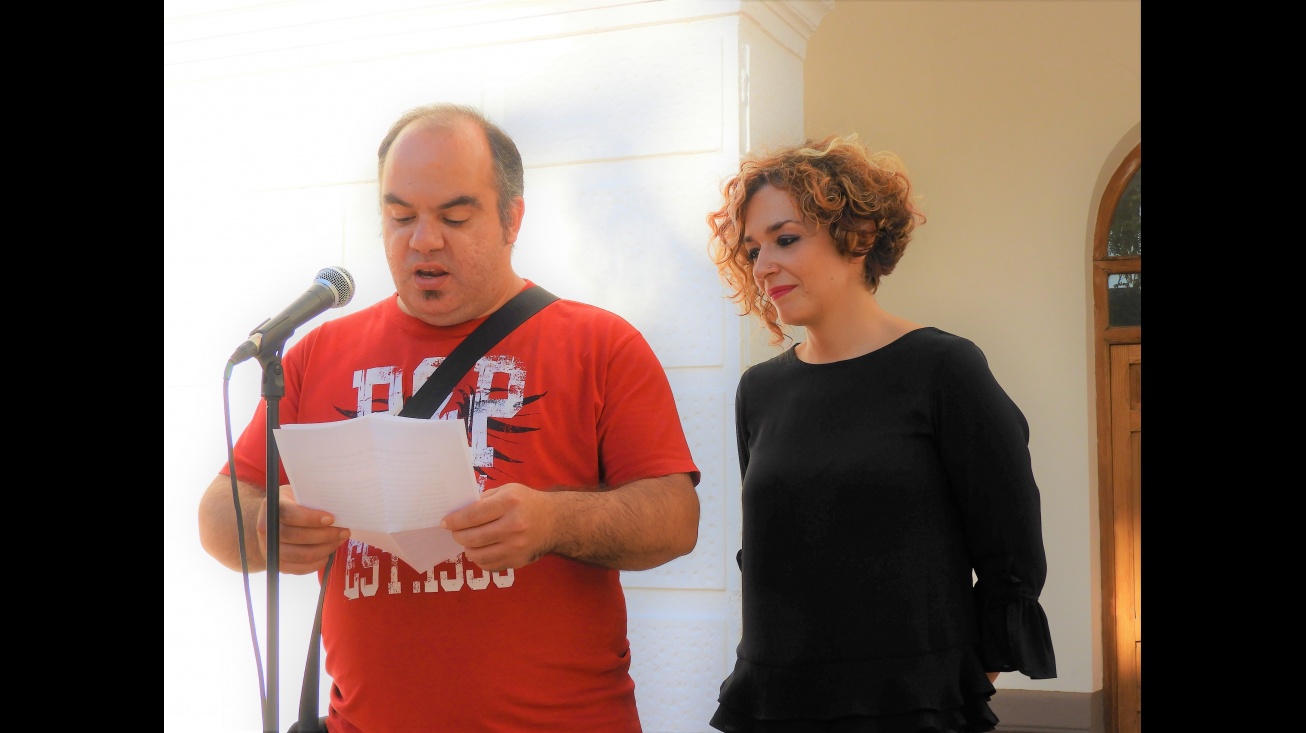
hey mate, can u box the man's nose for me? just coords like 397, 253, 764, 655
410, 217, 445, 252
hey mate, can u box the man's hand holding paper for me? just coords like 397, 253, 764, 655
261, 484, 351, 575
272, 413, 482, 570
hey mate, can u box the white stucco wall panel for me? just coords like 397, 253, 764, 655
165, 51, 487, 193
739, 18, 806, 155
166, 186, 353, 388
623, 389, 727, 590
627, 614, 729, 732
511, 153, 730, 369
483, 23, 724, 165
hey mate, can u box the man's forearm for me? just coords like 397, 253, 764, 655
549, 474, 699, 571
198, 474, 267, 572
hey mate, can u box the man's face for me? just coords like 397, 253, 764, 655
380, 121, 524, 326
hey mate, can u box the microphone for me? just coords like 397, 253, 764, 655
228, 266, 356, 366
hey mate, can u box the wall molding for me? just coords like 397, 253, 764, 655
991, 689, 1104, 733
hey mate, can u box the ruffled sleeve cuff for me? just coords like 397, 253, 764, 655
978, 592, 1058, 679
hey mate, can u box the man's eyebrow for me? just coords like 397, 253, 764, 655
382, 193, 482, 210
382, 192, 411, 208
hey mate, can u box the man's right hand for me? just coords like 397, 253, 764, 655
260, 484, 351, 575
199, 474, 349, 575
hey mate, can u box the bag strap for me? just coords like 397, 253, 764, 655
294, 284, 558, 733
398, 284, 559, 419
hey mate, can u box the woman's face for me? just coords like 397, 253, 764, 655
742, 184, 865, 329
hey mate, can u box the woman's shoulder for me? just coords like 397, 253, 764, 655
743, 344, 801, 373
901, 325, 969, 348
899, 327, 988, 364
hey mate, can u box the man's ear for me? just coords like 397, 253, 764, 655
504, 197, 526, 245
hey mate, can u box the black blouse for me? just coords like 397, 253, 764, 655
712, 328, 1056, 733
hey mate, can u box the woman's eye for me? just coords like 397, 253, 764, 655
777, 235, 799, 247
745, 248, 760, 262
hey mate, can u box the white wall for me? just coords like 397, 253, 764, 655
804, 0, 1143, 696
165, 2, 827, 731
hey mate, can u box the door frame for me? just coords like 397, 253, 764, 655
1093, 142, 1140, 733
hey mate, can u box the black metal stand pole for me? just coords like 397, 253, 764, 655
258, 354, 286, 733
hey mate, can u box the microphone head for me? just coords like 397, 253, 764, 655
315, 266, 356, 308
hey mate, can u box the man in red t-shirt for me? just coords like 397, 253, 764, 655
198, 103, 701, 733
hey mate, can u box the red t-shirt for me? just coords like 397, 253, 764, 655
224, 284, 699, 732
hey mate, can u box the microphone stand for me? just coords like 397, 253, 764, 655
228, 267, 354, 733
256, 349, 286, 733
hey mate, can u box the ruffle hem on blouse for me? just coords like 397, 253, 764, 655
710, 644, 998, 733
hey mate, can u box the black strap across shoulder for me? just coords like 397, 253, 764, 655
292, 284, 558, 733
398, 284, 559, 419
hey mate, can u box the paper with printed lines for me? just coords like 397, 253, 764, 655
272, 412, 480, 570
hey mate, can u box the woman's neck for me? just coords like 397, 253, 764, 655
796, 294, 920, 364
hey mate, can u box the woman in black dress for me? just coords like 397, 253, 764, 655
705, 136, 1057, 733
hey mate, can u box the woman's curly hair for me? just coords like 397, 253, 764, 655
707, 135, 926, 345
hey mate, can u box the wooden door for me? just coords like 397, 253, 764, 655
1109, 344, 1141, 733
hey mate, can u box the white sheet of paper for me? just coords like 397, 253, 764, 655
272, 412, 480, 570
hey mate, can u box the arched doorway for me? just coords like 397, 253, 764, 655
1094, 141, 1141, 733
